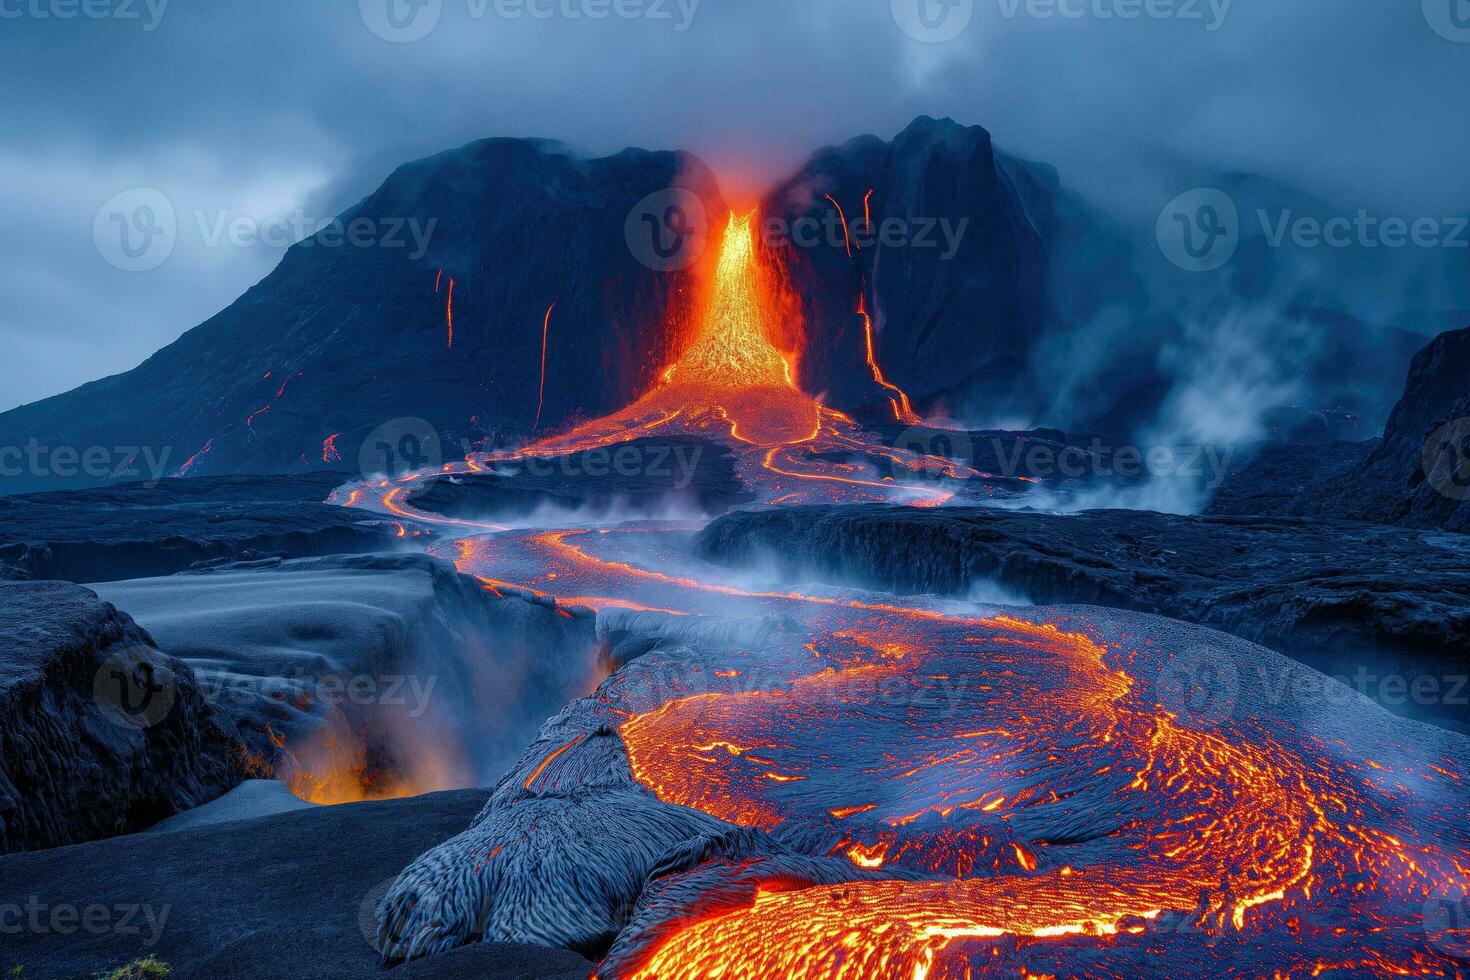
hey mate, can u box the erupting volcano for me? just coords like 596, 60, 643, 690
328, 199, 1470, 980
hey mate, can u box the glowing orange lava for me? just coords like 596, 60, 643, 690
859, 291, 920, 424
446, 278, 455, 349
534, 302, 555, 430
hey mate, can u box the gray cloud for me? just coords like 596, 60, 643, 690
1, 0, 1465, 408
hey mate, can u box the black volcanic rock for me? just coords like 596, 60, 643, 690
0, 139, 722, 494
1210, 325, 1470, 532
0, 472, 394, 583
0, 787, 593, 979
404, 436, 753, 520
0, 581, 244, 853
760, 116, 1048, 419
697, 505, 1470, 730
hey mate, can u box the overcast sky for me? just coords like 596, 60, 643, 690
1, 0, 1465, 410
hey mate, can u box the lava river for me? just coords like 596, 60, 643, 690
340, 212, 1470, 978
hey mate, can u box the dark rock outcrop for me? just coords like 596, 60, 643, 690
1210, 325, 1470, 532
405, 436, 753, 521
0, 472, 394, 583
0, 581, 244, 854
697, 505, 1470, 730
0, 139, 723, 493
0, 787, 593, 979
760, 116, 1048, 419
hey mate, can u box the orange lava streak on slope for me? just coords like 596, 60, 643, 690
824, 194, 854, 257
446, 278, 455, 348
859, 291, 920, 424
534, 302, 555, 430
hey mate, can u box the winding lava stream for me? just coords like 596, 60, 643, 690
338, 213, 1469, 977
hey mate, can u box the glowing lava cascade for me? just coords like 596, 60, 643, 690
340, 202, 1469, 979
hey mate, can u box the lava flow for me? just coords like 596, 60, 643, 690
341, 204, 1470, 979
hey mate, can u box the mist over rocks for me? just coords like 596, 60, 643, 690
1211, 324, 1470, 533
0, 580, 244, 854
94, 552, 602, 801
